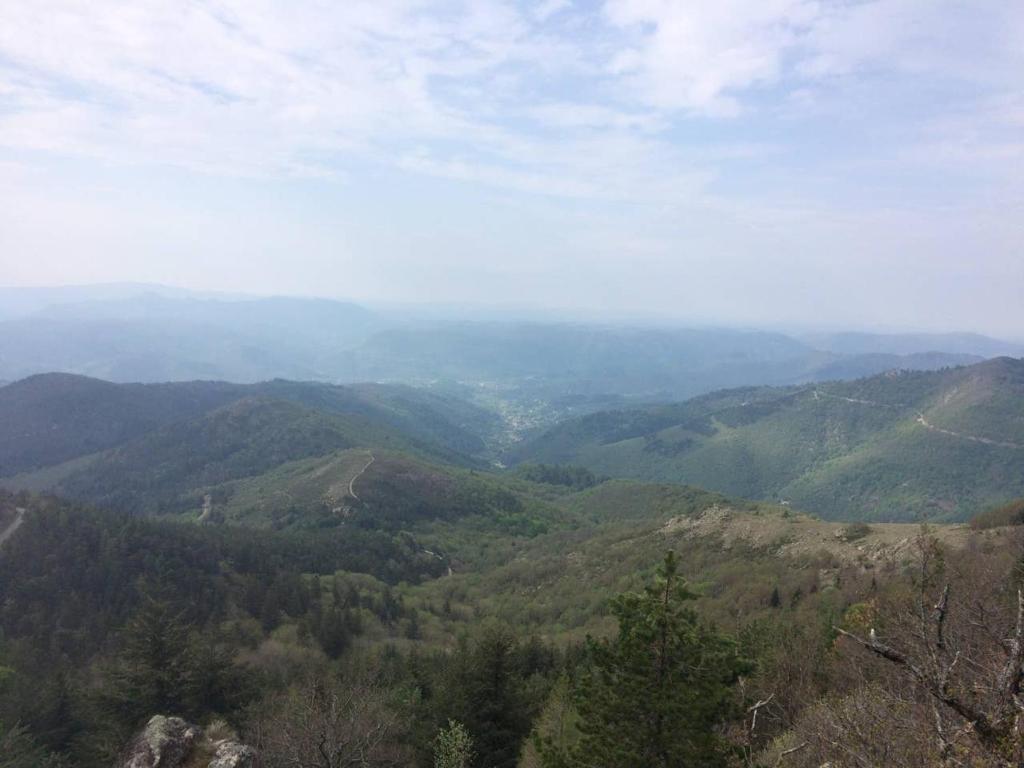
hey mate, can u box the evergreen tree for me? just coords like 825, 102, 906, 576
99, 597, 192, 727
462, 630, 530, 768
181, 634, 253, 718
0, 723, 49, 768
405, 608, 422, 641
316, 608, 352, 660
558, 552, 747, 768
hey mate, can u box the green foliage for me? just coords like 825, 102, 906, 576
0, 374, 242, 478
433, 720, 474, 768
0, 373, 496, 482
39, 398, 430, 514
0, 723, 51, 768
513, 464, 603, 491
86, 597, 253, 757
841, 522, 872, 541
541, 552, 747, 768
460, 630, 531, 768
970, 498, 1024, 529
517, 359, 1024, 522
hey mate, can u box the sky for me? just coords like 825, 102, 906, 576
0, 0, 1022, 335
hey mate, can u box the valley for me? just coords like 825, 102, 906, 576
2, 337, 1024, 768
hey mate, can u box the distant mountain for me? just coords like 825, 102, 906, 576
346, 322, 979, 400
0, 282, 236, 320
14, 397, 452, 514
0, 285, 1014, 399
0, 374, 244, 475
0, 292, 379, 382
513, 357, 1024, 522
808, 351, 983, 380
804, 331, 1024, 358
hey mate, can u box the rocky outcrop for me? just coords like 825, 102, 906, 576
116, 716, 254, 768
207, 739, 257, 768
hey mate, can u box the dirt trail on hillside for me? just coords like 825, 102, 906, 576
348, 452, 375, 501
915, 413, 1023, 450
813, 388, 1022, 450
0, 507, 26, 548
813, 389, 901, 408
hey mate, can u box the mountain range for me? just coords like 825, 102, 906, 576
513, 357, 1024, 521
1, 285, 1016, 402
3, 355, 1024, 524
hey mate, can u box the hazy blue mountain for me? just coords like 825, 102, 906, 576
0, 294, 379, 382
0, 282, 239, 320
0, 285, 1010, 399
803, 331, 1024, 358
347, 322, 986, 400
808, 351, 983, 380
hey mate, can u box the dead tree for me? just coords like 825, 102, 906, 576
247, 675, 409, 768
835, 535, 1024, 766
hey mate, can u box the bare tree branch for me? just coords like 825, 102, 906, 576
834, 626, 998, 741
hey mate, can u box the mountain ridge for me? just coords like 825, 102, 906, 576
513, 357, 1024, 522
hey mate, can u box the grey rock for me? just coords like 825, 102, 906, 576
118, 715, 201, 768
208, 740, 257, 768
116, 716, 255, 768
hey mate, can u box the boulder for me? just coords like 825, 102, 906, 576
118, 716, 201, 768
208, 740, 257, 768
116, 716, 255, 768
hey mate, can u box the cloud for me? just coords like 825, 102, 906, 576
1, 0, 1020, 192
603, 0, 820, 115
0, 0, 1022, 335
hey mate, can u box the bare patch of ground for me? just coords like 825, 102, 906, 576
660, 505, 981, 567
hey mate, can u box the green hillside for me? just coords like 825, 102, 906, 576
0, 373, 244, 476
210, 449, 570, 544
4, 397, 474, 514
514, 358, 1024, 521
0, 373, 498, 480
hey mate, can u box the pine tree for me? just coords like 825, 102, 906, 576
462, 629, 530, 768
316, 607, 351, 659
0, 723, 48, 768
101, 597, 192, 726
562, 552, 748, 768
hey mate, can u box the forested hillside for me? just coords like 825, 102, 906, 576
4, 358, 1024, 766
0, 373, 497, 479
4, 477, 1023, 767
515, 357, 1024, 521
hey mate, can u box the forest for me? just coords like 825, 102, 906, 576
4, 361, 1024, 766
4, 485, 1024, 767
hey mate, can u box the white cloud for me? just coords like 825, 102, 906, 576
603, 0, 820, 115
533, 0, 573, 22
0, 0, 1023, 335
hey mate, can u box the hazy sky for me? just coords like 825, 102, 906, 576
1, 1, 1022, 335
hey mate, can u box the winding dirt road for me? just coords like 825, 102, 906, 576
813, 388, 1022, 450
347, 452, 375, 501
915, 413, 1023, 450
0, 507, 26, 549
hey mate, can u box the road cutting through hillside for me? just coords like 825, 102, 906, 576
348, 452, 375, 501
915, 413, 1023, 450
0, 507, 26, 549
814, 388, 1022, 449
